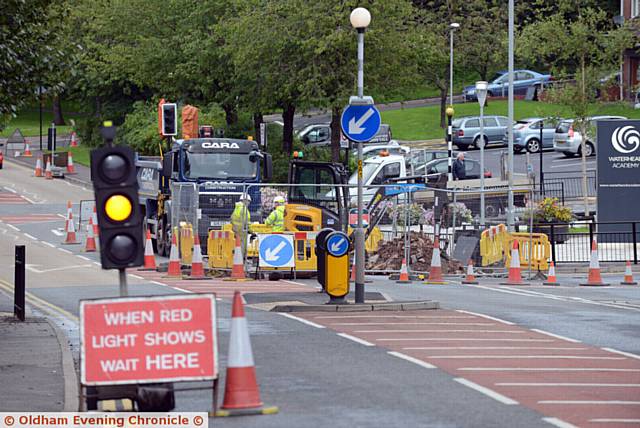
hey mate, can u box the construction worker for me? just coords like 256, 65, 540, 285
265, 196, 286, 232
231, 193, 251, 252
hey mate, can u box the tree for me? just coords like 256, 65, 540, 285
519, 5, 635, 216
0, 0, 66, 129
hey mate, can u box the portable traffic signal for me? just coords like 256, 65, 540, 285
91, 143, 144, 269
161, 103, 177, 136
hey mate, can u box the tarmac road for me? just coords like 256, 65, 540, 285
1, 158, 638, 427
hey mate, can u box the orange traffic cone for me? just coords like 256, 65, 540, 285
91, 205, 99, 237
185, 235, 207, 279
215, 291, 278, 417
84, 220, 97, 252
396, 258, 412, 284
461, 259, 478, 284
165, 233, 182, 277
226, 236, 248, 281
501, 240, 524, 285
138, 230, 156, 271
621, 260, 637, 285
66, 152, 76, 174
580, 239, 609, 286
543, 261, 559, 285
426, 237, 446, 284
34, 157, 43, 177
44, 160, 53, 179
63, 209, 78, 245
23, 142, 32, 157
70, 132, 78, 147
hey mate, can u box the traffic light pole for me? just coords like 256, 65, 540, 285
119, 269, 129, 297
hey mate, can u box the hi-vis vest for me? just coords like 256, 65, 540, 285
266, 205, 285, 232
230, 202, 250, 233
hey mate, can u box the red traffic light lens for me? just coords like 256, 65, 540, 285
106, 234, 137, 263
100, 154, 128, 182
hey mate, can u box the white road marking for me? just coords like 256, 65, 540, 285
404, 347, 585, 350
56, 214, 66, 219
22, 233, 37, 240
26, 264, 92, 273
93, 261, 101, 266
497, 383, 640, 387
57, 248, 72, 254
41, 241, 56, 248
456, 310, 515, 325
542, 417, 578, 428
279, 279, 308, 287
531, 328, 581, 343
602, 347, 640, 360
387, 351, 436, 369
21, 195, 36, 204
314, 315, 474, 319
331, 322, 492, 326
76, 255, 91, 261
150, 280, 166, 286
453, 378, 518, 405
337, 333, 374, 347
7, 224, 20, 232
128, 274, 143, 280
539, 400, 640, 405
459, 368, 640, 372
356, 329, 525, 334
425, 355, 624, 360
589, 419, 640, 423
378, 338, 553, 342
3, 186, 17, 193
279, 313, 325, 329
51, 229, 64, 236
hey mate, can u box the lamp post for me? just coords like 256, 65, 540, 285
475, 81, 488, 227
507, 0, 515, 230
447, 22, 459, 182
350, 7, 371, 304
449, 23, 460, 108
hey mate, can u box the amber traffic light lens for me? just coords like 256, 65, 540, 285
104, 194, 132, 222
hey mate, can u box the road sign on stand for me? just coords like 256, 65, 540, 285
80, 294, 218, 385
258, 234, 295, 268
349, 208, 369, 229
341, 105, 381, 143
325, 231, 350, 257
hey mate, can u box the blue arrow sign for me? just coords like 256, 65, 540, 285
326, 232, 349, 257
259, 234, 294, 268
341, 104, 381, 143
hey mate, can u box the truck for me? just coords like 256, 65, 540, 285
136, 137, 272, 255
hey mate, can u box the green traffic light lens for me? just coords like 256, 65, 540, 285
101, 154, 128, 182
107, 234, 136, 263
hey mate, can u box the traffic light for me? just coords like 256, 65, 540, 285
91, 143, 144, 269
161, 103, 177, 136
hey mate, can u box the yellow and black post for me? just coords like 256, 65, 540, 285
316, 230, 351, 304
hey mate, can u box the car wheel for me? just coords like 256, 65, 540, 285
514, 146, 524, 154
585, 142, 595, 157
563, 152, 575, 158
473, 136, 488, 150
526, 138, 541, 153
156, 217, 171, 257
456, 144, 469, 151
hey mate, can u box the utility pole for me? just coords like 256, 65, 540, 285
507, 0, 515, 231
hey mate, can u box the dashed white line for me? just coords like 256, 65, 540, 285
57, 248, 72, 254
379, 338, 553, 342
279, 313, 325, 329
456, 310, 515, 325
21, 195, 36, 204
426, 355, 623, 360
531, 328, 581, 343
23, 233, 37, 240
497, 383, 640, 387
42, 241, 56, 248
7, 224, 20, 232
404, 347, 585, 351
313, 315, 474, 319
542, 417, 578, 428
453, 378, 518, 405
51, 229, 64, 236
337, 333, 374, 347
358, 329, 525, 334
387, 351, 436, 369
93, 262, 101, 266
589, 419, 640, 424
150, 280, 165, 286
76, 255, 91, 261
602, 347, 640, 360
331, 322, 492, 326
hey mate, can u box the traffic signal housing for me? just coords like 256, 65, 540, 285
91, 145, 144, 269
161, 103, 177, 136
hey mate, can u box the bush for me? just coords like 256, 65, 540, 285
523, 197, 573, 223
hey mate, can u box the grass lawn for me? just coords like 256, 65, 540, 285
382, 100, 640, 141
1, 109, 75, 138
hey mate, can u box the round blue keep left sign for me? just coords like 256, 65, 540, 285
326, 232, 349, 257
341, 104, 381, 143
258, 234, 294, 268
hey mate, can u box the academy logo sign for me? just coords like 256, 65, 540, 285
611, 126, 640, 154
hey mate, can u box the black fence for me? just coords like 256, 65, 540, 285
516, 221, 640, 264
541, 170, 596, 200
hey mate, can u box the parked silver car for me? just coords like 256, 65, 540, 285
451, 115, 510, 150
509, 117, 560, 154
553, 115, 626, 157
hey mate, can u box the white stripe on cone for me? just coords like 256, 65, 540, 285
511, 247, 520, 268
590, 242, 600, 269
144, 235, 154, 256
227, 317, 255, 368
169, 239, 179, 261
431, 247, 441, 267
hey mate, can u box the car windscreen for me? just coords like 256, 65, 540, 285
184, 152, 257, 180
452, 119, 463, 127
556, 121, 571, 133
489, 72, 505, 82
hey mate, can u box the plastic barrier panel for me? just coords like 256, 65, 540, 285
207, 230, 234, 269
179, 223, 194, 265
505, 232, 551, 271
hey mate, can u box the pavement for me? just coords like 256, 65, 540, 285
0, 291, 77, 412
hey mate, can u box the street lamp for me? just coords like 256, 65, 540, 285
350, 7, 371, 304
475, 81, 488, 227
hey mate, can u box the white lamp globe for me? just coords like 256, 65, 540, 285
350, 7, 371, 29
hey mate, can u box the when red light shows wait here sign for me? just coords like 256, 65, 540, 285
80, 294, 218, 385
